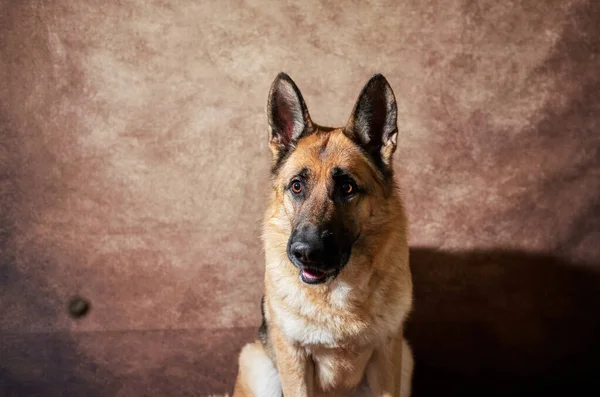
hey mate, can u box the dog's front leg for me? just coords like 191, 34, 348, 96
233, 342, 282, 397
272, 327, 314, 397
366, 347, 396, 397
366, 334, 406, 397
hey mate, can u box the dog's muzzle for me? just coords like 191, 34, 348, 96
287, 224, 349, 285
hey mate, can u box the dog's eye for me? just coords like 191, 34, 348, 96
291, 181, 303, 194
340, 181, 357, 197
341, 182, 354, 195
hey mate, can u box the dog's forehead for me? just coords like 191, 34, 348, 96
280, 130, 373, 181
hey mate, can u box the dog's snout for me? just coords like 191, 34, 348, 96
288, 224, 326, 266
290, 241, 321, 264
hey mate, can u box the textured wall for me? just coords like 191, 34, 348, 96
1, 0, 599, 395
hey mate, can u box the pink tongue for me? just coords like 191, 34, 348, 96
302, 269, 326, 279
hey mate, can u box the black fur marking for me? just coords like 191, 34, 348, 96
269, 124, 334, 176
271, 146, 294, 175
296, 168, 310, 180
346, 135, 395, 182
257, 295, 268, 346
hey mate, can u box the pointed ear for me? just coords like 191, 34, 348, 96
344, 74, 398, 167
267, 73, 314, 158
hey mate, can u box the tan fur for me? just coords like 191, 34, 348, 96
234, 78, 413, 397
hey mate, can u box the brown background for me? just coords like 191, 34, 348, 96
1, 0, 599, 396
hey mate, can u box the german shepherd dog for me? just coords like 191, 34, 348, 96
233, 73, 413, 397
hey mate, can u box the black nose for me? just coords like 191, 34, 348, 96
290, 241, 322, 265
288, 224, 327, 267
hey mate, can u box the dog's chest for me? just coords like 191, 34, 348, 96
272, 281, 365, 345
271, 286, 381, 392
310, 345, 373, 392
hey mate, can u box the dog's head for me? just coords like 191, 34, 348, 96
266, 73, 400, 285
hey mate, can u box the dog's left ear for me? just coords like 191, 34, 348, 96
344, 74, 398, 167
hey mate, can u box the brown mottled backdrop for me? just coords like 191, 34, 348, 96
1, 0, 599, 396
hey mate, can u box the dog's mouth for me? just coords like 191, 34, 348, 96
299, 268, 333, 285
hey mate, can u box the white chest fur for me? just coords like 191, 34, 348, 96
270, 280, 394, 392
311, 345, 373, 392
271, 280, 368, 346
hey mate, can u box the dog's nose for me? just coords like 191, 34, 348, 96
290, 241, 322, 265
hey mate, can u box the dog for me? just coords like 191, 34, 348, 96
233, 73, 414, 397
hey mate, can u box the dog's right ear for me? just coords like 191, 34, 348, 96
267, 73, 314, 159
